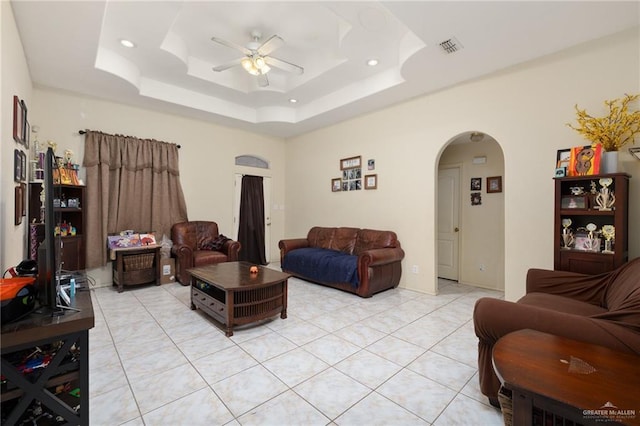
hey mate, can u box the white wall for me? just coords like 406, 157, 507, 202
439, 139, 505, 290
285, 28, 640, 301
29, 89, 287, 285
1, 2, 33, 272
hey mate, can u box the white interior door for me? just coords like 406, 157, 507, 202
437, 167, 460, 280
233, 174, 271, 262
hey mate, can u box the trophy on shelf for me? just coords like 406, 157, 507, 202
601, 225, 615, 254
583, 223, 600, 252
595, 178, 616, 211
561, 218, 574, 249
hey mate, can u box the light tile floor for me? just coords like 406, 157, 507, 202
88, 268, 505, 425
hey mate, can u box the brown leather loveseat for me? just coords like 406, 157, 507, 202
279, 226, 405, 298
171, 221, 240, 285
473, 257, 640, 406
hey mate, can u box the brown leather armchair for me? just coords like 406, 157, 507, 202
171, 221, 240, 285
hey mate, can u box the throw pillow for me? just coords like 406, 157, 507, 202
204, 234, 230, 251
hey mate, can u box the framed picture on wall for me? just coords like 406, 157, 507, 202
487, 176, 502, 193
332, 178, 342, 192
14, 149, 22, 182
340, 156, 361, 170
365, 174, 377, 189
470, 177, 481, 191
15, 185, 23, 225
13, 96, 24, 145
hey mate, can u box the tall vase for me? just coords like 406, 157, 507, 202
601, 150, 618, 174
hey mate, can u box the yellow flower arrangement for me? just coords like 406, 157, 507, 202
567, 93, 640, 151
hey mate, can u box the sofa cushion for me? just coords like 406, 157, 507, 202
519, 293, 608, 317
329, 227, 359, 254
307, 227, 336, 250
354, 229, 398, 255
603, 258, 640, 315
282, 247, 359, 287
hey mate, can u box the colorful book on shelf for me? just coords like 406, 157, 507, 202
107, 234, 141, 249
139, 233, 156, 246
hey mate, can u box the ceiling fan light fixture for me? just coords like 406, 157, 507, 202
119, 39, 135, 48
366, 58, 379, 67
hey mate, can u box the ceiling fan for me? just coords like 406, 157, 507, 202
211, 30, 304, 87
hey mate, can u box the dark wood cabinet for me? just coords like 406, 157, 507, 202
554, 173, 630, 274
28, 183, 86, 271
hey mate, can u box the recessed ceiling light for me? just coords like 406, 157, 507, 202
366, 59, 379, 67
120, 39, 136, 48
289, 98, 298, 103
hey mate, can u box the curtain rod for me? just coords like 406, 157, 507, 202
78, 130, 181, 148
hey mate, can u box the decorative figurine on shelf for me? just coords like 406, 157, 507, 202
561, 218, 574, 249
595, 178, 616, 211
570, 186, 585, 195
584, 223, 600, 252
601, 225, 615, 254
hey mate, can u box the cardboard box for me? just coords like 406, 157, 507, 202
160, 258, 175, 284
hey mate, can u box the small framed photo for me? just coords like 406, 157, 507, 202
20, 151, 27, 181
470, 177, 481, 191
340, 155, 362, 170
555, 167, 566, 178
24, 119, 30, 149
561, 195, 588, 209
556, 149, 571, 170
332, 178, 342, 192
487, 176, 502, 193
15, 185, 23, 225
367, 159, 375, 170
471, 192, 482, 206
365, 174, 377, 189
13, 96, 24, 145
14, 149, 22, 182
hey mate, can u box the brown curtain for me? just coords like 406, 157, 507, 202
83, 131, 188, 268
238, 175, 266, 265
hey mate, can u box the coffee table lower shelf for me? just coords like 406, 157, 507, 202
190, 280, 287, 336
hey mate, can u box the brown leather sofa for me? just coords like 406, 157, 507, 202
279, 226, 405, 298
171, 221, 240, 285
473, 257, 640, 405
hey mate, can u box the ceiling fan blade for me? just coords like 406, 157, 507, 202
264, 56, 304, 75
257, 73, 269, 87
257, 35, 284, 56
211, 37, 252, 56
212, 58, 242, 72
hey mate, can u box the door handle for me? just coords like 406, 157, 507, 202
454, 227, 459, 232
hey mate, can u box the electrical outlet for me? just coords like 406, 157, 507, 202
411, 265, 419, 274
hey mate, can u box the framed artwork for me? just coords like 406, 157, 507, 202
340, 156, 362, 170
341, 167, 362, 191
332, 178, 342, 192
555, 167, 566, 178
471, 177, 481, 191
14, 149, 22, 182
556, 148, 571, 170
568, 145, 601, 176
471, 192, 482, 206
487, 176, 502, 193
24, 119, 30, 149
365, 174, 377, 189
367, 159, 375, 170
13, 96, 24, 144
20, 151, 27, 181
20, 183, 26, 216
21, 99, 28, 147
15, 186, 23, 225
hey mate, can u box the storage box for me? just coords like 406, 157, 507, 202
160, 258, 175, 284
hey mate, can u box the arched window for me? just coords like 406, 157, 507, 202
235, 155, 269, 169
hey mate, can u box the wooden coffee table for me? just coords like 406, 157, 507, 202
188, 262, 290, 336
493, 329, 640, 426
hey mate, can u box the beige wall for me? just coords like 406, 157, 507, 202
1, 2, 33, 271
439, 139, 505, 290
285, 28, 640, 301
29, 89, 286, 285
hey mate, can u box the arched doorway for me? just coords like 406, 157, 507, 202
436, 131, 505, 292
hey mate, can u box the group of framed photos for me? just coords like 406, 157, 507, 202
555, 145, 602, 177
13, 95, 29, 225
470, 176, 502, 206
332, 155, 378, 192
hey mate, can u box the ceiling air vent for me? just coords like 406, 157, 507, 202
439, 37, 463, 54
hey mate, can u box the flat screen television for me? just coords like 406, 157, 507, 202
35, 147, 60, 311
